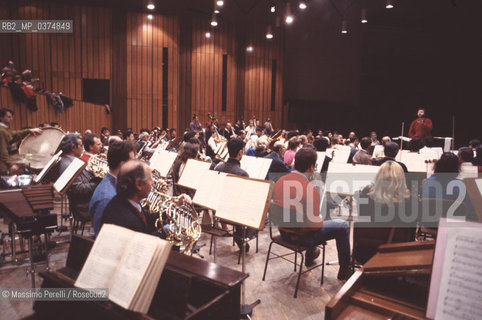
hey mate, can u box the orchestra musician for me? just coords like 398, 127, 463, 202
272, 148, 351, 279
214, 138, 257, 251
189, 114, 203, 132
0, 107, 42, 175
58, 133, 101, 224
89, 141, 137, 236
223, 122, 236, 140
80, 133, 103, 162
101, 159, 190, 236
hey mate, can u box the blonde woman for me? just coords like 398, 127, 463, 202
353, 161, 415, 264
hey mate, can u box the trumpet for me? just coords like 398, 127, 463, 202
87, 153, 109, 179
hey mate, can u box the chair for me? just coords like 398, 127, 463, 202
262, 202, 326, 298
68, 196, 90, 236
417, 197, 469, 240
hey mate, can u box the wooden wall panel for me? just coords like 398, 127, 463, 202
243, 25, 284, 129
126, 13, 179, 132
2, 0, 112, 134
190, 18, 238, 127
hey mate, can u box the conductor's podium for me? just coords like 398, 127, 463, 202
34, 235, 248, 320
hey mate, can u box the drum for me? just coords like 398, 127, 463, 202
18, 127, 65, 170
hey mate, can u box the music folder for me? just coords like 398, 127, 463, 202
53, 157, 87, 194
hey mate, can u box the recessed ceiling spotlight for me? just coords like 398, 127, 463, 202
211, 13, 218, 27
147, 3, 155, 10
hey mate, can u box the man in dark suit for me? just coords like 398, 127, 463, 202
376, 141, 408, 173
101, 159, 190, 236
101, 160, 158, 234
58, 133, 100, 223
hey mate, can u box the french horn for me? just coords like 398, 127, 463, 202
87, 153, 109, 178
141, 171, 201, 255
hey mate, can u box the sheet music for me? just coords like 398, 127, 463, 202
326, 148, 351, 163
75, 224, 134, 290
193, 170, 227, 210
177, 159, 211, 190
53, 157, 85, 192
316, 152, 326, 172
324, 162, 380, 196
458, 166, 478, 180
434, 227, 482, 320
149, 149, 178, 177
109, 233, 166, 309
240, 156, 273, 180
34, 151, 62, 183
396, 152, 440, 172
215, 176, 271, 230
372, 145, 384, 159
475, 179, 482, 196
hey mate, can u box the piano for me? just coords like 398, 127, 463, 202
325, 241, 435, 320
34, 235, 248, 320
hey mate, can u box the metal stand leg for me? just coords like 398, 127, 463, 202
43, 233, 51, 271
27, 236, 36, 288
240, 227, 260, 319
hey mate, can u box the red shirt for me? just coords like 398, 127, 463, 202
272, 171, 323, 235
408, 118, 432, 139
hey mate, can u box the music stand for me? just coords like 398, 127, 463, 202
212, 175, 273, 319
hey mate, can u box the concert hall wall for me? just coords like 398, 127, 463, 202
0, 0, 285, 134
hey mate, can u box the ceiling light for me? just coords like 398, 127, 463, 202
285, 4, 294, 24
147, 3, 155, 10
147, 14, 153, 20
214, 9, 220, 13
386, 0, 394, 9
361, 8, 368, 23
216, 0, 224, 6
266, 26, 273, 39
341, 19, 347, 34
246, 46, 254, 52
211, 13, 218, 27
205, 32, 211, 38
270, 5, 276, 13
299, 1, 307, 10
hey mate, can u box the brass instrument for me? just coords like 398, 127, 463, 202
141, 171, 201, 255
87, 153, 109, 178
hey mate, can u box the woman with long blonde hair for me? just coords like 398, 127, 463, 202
368, 160, 410, 205
354, 161, 414, 264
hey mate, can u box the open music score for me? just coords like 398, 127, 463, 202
75, 224, 172, 314
192, 170, 227, 210
315, 152, 326, 172
177, 159, 212, 190
177, 158, 273, 230
326, 148, 351, 163
34, 150, 63, 183
395, 150, 440, 173
240, 156, 272, 180
53, 157, 87, 194
214, 175, 273, 230
324, 162, 380, 196
427, 218, 482, 320
149, 149, 178, 177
